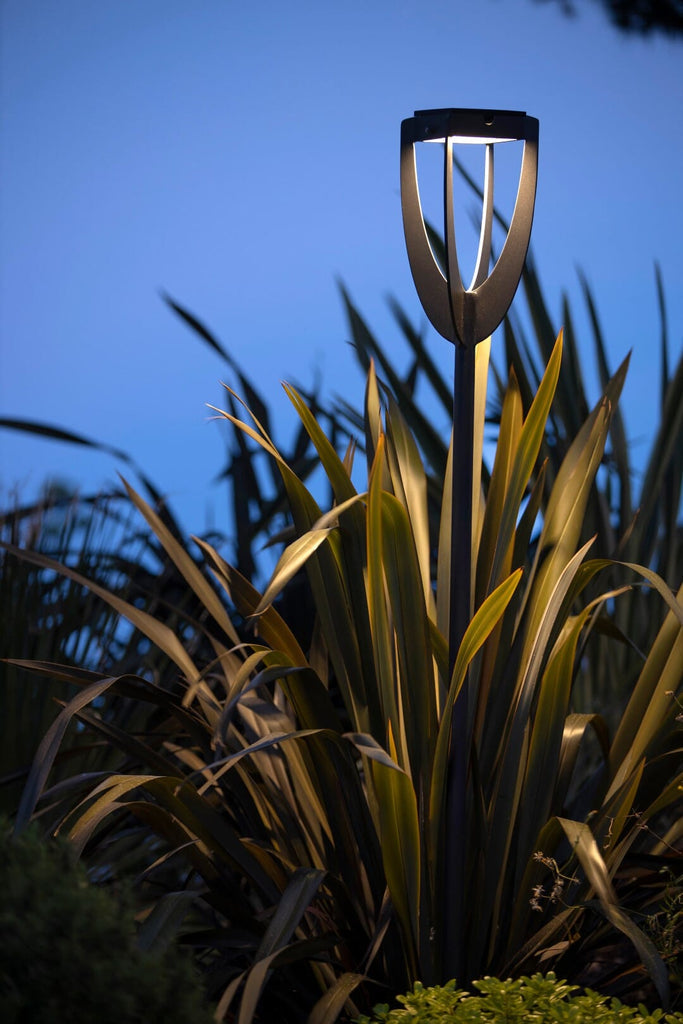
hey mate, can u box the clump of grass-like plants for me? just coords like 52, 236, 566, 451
4, 330, 681, 1022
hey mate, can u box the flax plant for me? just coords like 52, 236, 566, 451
339, 263, 682, 697
6, 332, 682, 1022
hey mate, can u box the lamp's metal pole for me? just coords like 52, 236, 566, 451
442, 135, 478, 982
444, 333, 475, 982
451, 341, 475, 668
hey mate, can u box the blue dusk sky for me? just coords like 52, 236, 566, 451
1, 0, 681, 539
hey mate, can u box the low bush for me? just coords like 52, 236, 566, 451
355, 972, 683, 1023
0, 817, 212, 1024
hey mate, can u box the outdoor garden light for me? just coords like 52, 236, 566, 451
401, 104, 538, 660
401, 107, 538, 353
400, 106, 538, 980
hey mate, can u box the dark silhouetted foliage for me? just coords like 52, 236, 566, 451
0, 817, 212, 1024
536, 0, 683, 36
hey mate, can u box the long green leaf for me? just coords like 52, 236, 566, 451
430, 570, 523, 850
1, 542, 206, 709
121, 478, 241, 646
15, 675, 120, 831
307, 972, 365, 1024
558, 817, 669, 1006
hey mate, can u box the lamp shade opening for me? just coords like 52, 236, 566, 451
423, 135, 516, 144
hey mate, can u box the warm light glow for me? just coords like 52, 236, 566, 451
424, 135, 516, 144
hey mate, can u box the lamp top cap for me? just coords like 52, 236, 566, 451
414, 107, 527, 118
405, 108, 537, 144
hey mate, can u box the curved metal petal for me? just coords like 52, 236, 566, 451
400, 118, 458, 344
474, 120, 538, 341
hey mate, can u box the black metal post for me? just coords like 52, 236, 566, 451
443, 327, 475, 982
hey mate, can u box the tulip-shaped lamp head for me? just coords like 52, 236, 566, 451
400, 108, 539, 348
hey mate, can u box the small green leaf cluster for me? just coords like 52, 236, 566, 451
0, 818, 212, 1024
355, 973, 683, 1023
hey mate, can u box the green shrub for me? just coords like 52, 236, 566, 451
355, 973, 683, 1023
0, 817, 212, 1024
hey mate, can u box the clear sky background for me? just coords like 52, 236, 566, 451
1, 0, 681, 539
